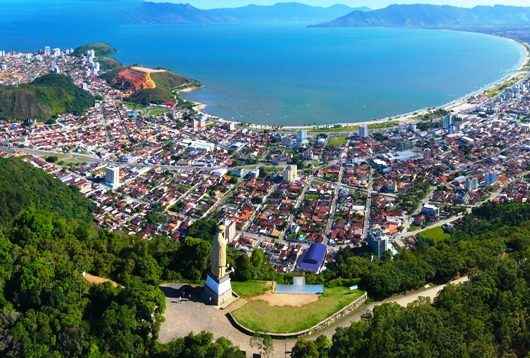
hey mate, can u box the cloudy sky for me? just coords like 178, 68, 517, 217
172, 0, 530, 9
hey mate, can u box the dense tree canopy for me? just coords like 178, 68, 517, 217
2, 158, 530, 357
0, 74, 95, 121
292, 202, 530, 357
0, 158, 94, 226
0, 159, 244, 357
319, 252, 530, 357
320, 202, 530, 300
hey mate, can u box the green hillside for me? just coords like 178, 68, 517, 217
0, 157, 93, 226
0, 158, 244, 357
73, 42, 121, 72
126, 70, 195, 105
0, 74, 95, 122
73, 42, 116, 58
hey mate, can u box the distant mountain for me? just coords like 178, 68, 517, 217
317, 4, 530, 29
132, 3, 231, 24
134, 2, 368, 25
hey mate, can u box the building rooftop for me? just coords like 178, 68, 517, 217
296, 243, 327, 274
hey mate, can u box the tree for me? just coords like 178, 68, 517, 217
186, 219, 218, 241
176, 237, 211, 281
233, 254, 252, 281
291, 340, 318, 358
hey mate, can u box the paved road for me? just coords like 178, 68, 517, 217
315, 276, 469, 338
324, 164, 345, 243
361, 168, 374, 241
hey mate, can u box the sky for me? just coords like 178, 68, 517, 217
163, 0, 530, 9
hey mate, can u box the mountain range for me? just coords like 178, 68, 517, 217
132, 2, 369, 25
318, 4, 530, 29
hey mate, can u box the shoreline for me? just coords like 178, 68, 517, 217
182, 35, 529, 131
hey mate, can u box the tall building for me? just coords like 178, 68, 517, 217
86, 49, 96, 61
297, 130, 308, 146
358, 124, 369, 138
443, 114, 460, 134
485, 171, 498, 186
105, 167, 120, 190
43, 46, 51, 56
368, 228, 391, 259
203, 224, 233, 306
283, 164, 298, 183
465, 177, 479, 192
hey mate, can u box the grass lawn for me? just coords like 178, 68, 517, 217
368, 120, 399, 130
327, 136, 348, 148
308, 125, 359, 133
232, 281, 272, 298
232, 287, 364, 334
419, 227, 450, 241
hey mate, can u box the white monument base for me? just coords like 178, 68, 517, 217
203, 273, 233, 307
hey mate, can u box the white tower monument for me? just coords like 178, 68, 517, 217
203, 224, 233, 307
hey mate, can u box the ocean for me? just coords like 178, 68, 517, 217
0, 2, 525, 126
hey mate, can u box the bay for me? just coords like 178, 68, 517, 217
0, 2, 525, 125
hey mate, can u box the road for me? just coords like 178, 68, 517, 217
400, 186, 435, 236
315, 276, 469, 339
323, 163, 345, 244
400, 169, 530, 239
361, 168, 374, 241
280, 176, 313, 240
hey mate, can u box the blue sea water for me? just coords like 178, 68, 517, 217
0, 2, 525, 125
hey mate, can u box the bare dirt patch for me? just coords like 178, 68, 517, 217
252, 293, 319, 307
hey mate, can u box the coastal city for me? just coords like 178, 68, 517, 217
1, 45, 530, 273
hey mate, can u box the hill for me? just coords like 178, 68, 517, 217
317, 4, 530, 29
0, 157, 93, 226
0, 73, 95, 122
135, 2, 366, 25
73, 42, 122, 72
103, 66, 194, 105
73, 42, 116, 58
0, 158, 244, 357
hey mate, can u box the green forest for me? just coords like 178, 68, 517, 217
1, 157, 529, 357
0, 158, 244, 357
0, 74, 95, 122
293, 250, 530, 357
291, 201, 530, 357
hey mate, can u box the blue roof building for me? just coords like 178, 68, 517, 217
296, 243, 327, 274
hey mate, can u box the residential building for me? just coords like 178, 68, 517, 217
105, 166, 120, 190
